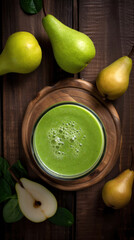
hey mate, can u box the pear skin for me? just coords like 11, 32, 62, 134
96, 56, 132, 100
42, 14, 95, 74
102, 169, 134, 209
0, 32, 42, 75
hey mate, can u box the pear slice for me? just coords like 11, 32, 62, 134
15, 178, 57, 223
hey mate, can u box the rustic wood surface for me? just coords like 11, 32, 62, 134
0, 0, 134, 239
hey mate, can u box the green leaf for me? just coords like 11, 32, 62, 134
10, 160, 28, 179
3, 197, 24, 223
0, 178, 12, 203
0, 157, 15, 188
49, 207, 74, 227
20, 0, 42, 14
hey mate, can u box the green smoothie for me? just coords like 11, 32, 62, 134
32, 103, 106, 179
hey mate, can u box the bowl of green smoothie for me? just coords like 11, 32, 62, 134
31, 102, 106, 180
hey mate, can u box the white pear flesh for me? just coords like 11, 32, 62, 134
15, 178, 57, 223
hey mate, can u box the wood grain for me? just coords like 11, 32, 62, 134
0, 2, 4, 237
0, 0, 134, 239
76, 0, 134, 240
1, 1, 74, 240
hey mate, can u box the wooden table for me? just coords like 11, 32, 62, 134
0, 0, 134, 239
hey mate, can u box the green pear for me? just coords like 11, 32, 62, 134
102, 169, 134, 209
0, 32, 42, 75
42, 14, 95, 74
15, 178, 57, 223
96, 56, 132, 100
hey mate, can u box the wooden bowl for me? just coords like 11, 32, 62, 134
22, 78, 122, 191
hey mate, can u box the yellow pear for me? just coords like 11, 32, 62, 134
102, 169, 134, 209
0, 32, 42, 75
96, 55, 132, 100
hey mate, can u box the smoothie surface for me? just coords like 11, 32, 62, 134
33, 103, 105, 178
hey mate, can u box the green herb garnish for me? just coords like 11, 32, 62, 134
20, 0, 43, 15
0, 157, 26, 223
10, 160, 28, 179
3, 196, 24, 223
0, 178, 12, 203
0, 157, 15, 188
49, 207, 74, 227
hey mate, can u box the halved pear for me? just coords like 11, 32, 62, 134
15, 178, 57, 223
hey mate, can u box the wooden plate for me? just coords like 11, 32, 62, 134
22, 78, 122, 191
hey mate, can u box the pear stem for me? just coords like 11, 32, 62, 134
102, 95, 108, 101
42, 0, 47, 17
8, 167, 24, 188
128, 46, 134, 58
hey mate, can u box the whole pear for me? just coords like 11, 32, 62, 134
96, 56, 132, 100
15, 178, 57, 223
0, 32, 42, 75
102, 169, 134, 209
42, 14, 95, 74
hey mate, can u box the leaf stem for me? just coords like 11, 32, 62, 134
9, 194, 18, 199
8, 168, 24, 188
128, 46, 134, 58
42, 0, 47, 16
